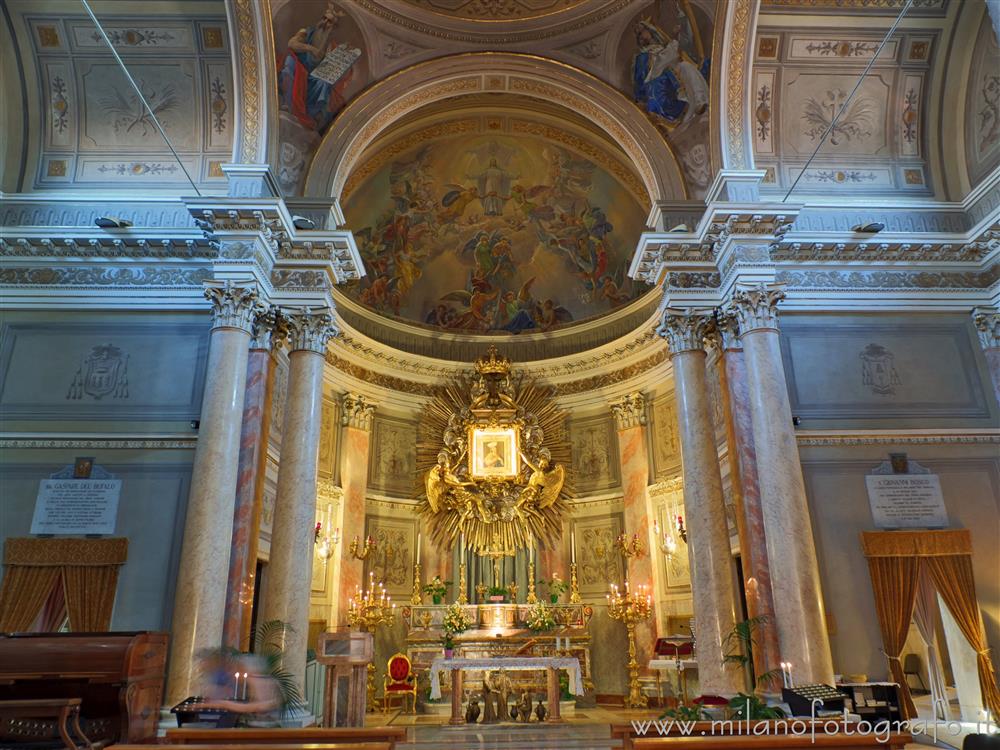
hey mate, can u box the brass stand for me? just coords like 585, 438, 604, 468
526, 561, 538, 604
569, 562, 582, 604
410, 562, 423, 605
607, 583, 652, 709
457, 562, 468, 604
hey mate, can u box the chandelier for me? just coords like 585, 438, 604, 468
417, 346, 572, 554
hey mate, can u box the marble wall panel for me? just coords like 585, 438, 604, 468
317, 394, 339, 480
0, 320, 208, 421
363, 513, 416, 598
779, 314, 996, 427
573, 512, 624, 597
367, 416, 417, 498
649, 393, 681, 480
569, 414, 620, 494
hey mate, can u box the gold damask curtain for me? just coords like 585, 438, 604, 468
864, 555, 919, 720
0, 538, 127, 632
862, 530, 1000, 720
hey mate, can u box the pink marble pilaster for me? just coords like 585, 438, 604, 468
334, 394, 375, 626
223, 309, 281, 651
719, 325, 782, 685
611, 394, 657, 672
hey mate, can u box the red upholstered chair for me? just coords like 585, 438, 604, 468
383, 652, 417, 713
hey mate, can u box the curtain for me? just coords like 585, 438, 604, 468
31, 577, 68, 632
913, 570, 950, 720
63, 565, 120, 631
865, 555, 920, 720
0, 566, 62, 631
925, 555, 1000, 719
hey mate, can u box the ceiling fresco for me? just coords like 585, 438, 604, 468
341, 131, 649, 334
399, 0, 590, 19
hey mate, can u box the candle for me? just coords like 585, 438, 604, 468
788, 663, 794, 688
416, 533, 421, 562
571, 531, 576, 564
460, 533, 465, 556
241, 672, 248, 701
233, 672, 239, 700
566, 637, 571, 650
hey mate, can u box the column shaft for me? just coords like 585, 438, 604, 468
166, 282, 259, 705
720, 337, 782, 685
261, 309, 336, 694
733, 286, 834, 685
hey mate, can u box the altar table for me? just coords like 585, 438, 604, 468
428, 656, 583, 725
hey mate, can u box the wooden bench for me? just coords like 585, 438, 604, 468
0, 698, 94, 750
164, 727, 407, 748
612, 721, 911, 750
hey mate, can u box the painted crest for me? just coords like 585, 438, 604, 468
67, 343, 129, 400
859, 343, 901, 396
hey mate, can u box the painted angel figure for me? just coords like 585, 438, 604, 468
519, 453, 565, 509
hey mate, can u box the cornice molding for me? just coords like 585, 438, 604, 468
794, 430, 1000, 446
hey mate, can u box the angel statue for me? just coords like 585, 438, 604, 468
425, 452, 475, 512
519, 452, 565, 509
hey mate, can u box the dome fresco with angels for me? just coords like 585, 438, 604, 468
341, 133, 649, 334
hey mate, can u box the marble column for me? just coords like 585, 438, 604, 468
727, 285, 834, 685
334, 393, 376, 626
260, 308, 338, 693
166, 281, 262, 705
973, 308, 1000, 406
610, 393, 657, 670
717, 314, 782, 686
223, 307, 284, 651
657, 311, 743, 695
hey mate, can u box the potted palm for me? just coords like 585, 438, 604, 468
723, 616, 785, 720
487, 585, 507, 603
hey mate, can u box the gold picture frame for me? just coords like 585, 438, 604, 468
468, 426, 520, 479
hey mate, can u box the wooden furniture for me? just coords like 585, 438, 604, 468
382, 653, 417, 713
0, 698, 93, 749
837, 683, 903, 724
163, 726, 407, 749
612, 721, 911, 750
315, 631, 372, 728
111, 745, 389, 750
0, 632, 167, 745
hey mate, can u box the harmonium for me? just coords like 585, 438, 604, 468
0, 631, 168, 745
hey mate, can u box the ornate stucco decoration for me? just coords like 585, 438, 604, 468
285, 307, 338, 353
728, 283, 786, 334
341, 393, 376, 431
204, 280, 264, 333
417, 346, 572, 554
250, 305, 288, 351
609, 392, 646, 430
972, 307, 1000, 350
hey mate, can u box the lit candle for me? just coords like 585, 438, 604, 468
241, 672, 248, 701
233, 672, 239, 700
416, 533, 421, 562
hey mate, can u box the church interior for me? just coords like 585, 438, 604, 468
1, 0, 999, 749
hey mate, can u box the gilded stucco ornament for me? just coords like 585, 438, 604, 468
417, 346, 572, 554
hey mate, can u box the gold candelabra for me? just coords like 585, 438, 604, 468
350, 534, 376, 560
569, 562, 582, 604
526, 561, 538, 604
616, 532, 645, 559
607, 580, 653, 709
346, 572, 396, 711
410, 562, 422, 605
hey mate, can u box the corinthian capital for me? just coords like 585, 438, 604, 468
656, 309, 716, 355
610, 392, 646, 430
716, 309, 742, 350
341, 393, 376, 431
204, 280, 263, 333
728, 283, 786, 334
284, 307, 338, 353
250, 305, 287, 351
973, 307, 1000, 350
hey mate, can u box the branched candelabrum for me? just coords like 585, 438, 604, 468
346, 572, 396, 712
350, 534, 377, 560
607, 580, 652, 709
616, 532, 645, 559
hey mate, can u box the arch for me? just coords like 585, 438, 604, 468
304, 52, 687, 206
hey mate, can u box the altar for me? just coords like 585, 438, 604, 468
429, 656, 583, 724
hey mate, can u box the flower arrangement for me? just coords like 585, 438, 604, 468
441, 602, 473, 656
524, 601, 556, 632
544, 574, 568, 603
422, 576, 451, 604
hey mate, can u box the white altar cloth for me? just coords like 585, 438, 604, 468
428, 656, 584, 700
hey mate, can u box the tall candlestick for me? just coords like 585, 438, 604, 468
571, 530, 576, 564
241, 672, 248, 700
416, 533, 421, 562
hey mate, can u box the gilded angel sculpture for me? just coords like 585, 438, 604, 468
425, 452, 475, 512
521, 453, 565, 509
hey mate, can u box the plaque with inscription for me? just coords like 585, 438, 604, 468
865, 474, 947, 529
31, 478, 121, 535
